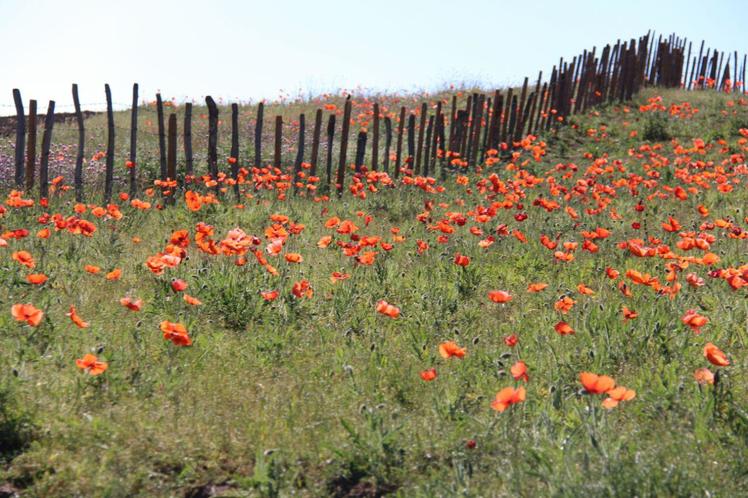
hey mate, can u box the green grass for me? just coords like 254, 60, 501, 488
0, 88, 747, 497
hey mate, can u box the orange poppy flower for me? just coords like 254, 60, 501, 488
75, 354, 108, 376
317, 235, 333, 248
11, 303, 43, 327
577, 283, 595, 295
453, 253, 471, 267
285, 253, 303, 263
510, 360, 529, 382
171, 279, 188, 292
527, 282, 548, 292
554, 296, 576, 314
375, 300, 400, 319
622, 306, 638, 321
160, 321, 192, 346
579, 372, 616, 394
601, 386, 636, 409
490, 386, 526, 412
66, 305, 89, 328
694, 368, 715, 385
12, 251, 35, 268
703, 343, 729, 367
488, 290, 512, 303
439, 341, 466, 359
105, 268, 122, 281
85, 265, 101, 274
330, 272, 351, 284
682, 309, 708, 334
119, 296, 143, 311
256, 291, 277, 303
26, 273, 48, 285
554, 321, 575, 335
419, 368, 437, 381
183, 294, 202, 306
291, 280, 313, 299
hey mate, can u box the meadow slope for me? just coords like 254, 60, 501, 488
1, 88, 747, 497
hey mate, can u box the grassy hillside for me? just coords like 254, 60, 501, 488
0, 88, 747, 497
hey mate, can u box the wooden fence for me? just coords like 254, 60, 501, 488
5, 32, 746, 203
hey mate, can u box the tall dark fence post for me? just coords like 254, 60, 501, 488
273, 115, 282, 168
39, 101, 55, 200
423, 115, 433, 177
12, 89, 25, 187
104, 84, 114, 203
231, 103, 240, 198
406, 113, 416, 172
383, 116, 392, 174
25, 100, 37, 193
157, 93, 167, 181
325, 114, 336, 185
310, 109, 322, 178
167, 113, 177, 204
72, 85, 85, 201
294, 113, 305, 194
184, 103, 193, 176
394, 107, 405, 179
336, 96, 352, 195
354, 130, 367, 173
206, 96, 219, 181
371, 103, 379, 171
128, 83, 138, 198
254, 102, 264, 167
415, 102, 427, 174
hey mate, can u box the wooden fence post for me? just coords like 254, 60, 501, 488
325, 114, 336, 185
12, 89, 25, 187
254, 102, 264, 167
394, 107, 405, 179
310, 109, 322, 177
273, 115, 282, 168
104, 84, 114, 203
293, 113, 305, 194
128, 83, 138, 198
336, 96, 352, 195
415, 102, 427, 174
406, 112, 416, 172
423, 115, 433, 177
72, 85, 85, 201
157, 93, 167, 181
383, 116, 392, 173
206, 96, 219, 180
25, 100, 37, 193
354, 130, 367, 173
231, 103, 240, 198
39, 101, 55, 200
167, 113, 177, 204
371, 103, 379, 171
184, 103, 193, 177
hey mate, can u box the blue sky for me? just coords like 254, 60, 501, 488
0, 0, 746, 114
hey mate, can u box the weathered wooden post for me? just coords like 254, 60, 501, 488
231, 103, 240, 198
103, 84, 114, 203
156, 93, 167, 181
167, 113, 177, 204
25, 100, 37, 193
394, 107, 405, 179
39, 101, 55, 200
184, 103, 193, 176
72, 85, 85, 200
325, 114, 336, 185
254, 102, 264, 167
336, 96, 352, 195
293, 113, 305, 194
206, 96, 219, 180
12, 89, 25, 187
128, 83, 138, 198
371, 102, 379, 171
383, 116, 392, 173
310, 108, 322, 177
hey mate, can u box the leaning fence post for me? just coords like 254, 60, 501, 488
12, 89, 25, 187
104, 84, 114, 203
39, 101, 55, 200
25, 100, 37, 193
128, 83, 138, 198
